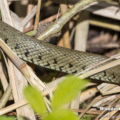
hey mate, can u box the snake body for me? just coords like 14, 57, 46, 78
0, 21, 120, 83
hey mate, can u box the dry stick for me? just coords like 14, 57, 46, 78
0, 84, 12, 109
87, 43, 119, 49
0, 62, 8, 91
73, 109, 102, 115
8, 63, 37, 120
59, 0, 71, 48
89, 18, 120, 32
97, 83, 120, 95
70, 27, 76, 42
34, 0, 41, 30
0, 100, 28, 116
74, 10, 89, 51
79, 87, 98, 104
37, 0, 97, 41
0, 0, 13, 26
25, 0, 36, 28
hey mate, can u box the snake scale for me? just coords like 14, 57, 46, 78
0, 21, 120, 84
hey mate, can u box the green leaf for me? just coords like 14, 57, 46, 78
43, 109, 79, 120
0, 116, 15, 120
23, 86, 46, 116
52, 75, 88, 109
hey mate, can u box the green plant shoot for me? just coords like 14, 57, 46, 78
43, 109, 79, 120
23, 75, 88, 120
23, 86, 46, 116
51, 75, 88, 109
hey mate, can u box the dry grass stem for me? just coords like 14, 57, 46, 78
22, 6, 37, 27
59, 0, 70, 48
0, 62, 8, 91
34, 0, 41, 30
0, 100, 28, 116
0, 84, 12, 109
74, 11, 89, 51
90, 18, 120, 31
97, 83, 120, 95
79, 87, 98, 104
73, 109, 102, 115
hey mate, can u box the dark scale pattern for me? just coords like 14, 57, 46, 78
1, 21, 120, 83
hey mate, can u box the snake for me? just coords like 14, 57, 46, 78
0, 20, 120, 84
